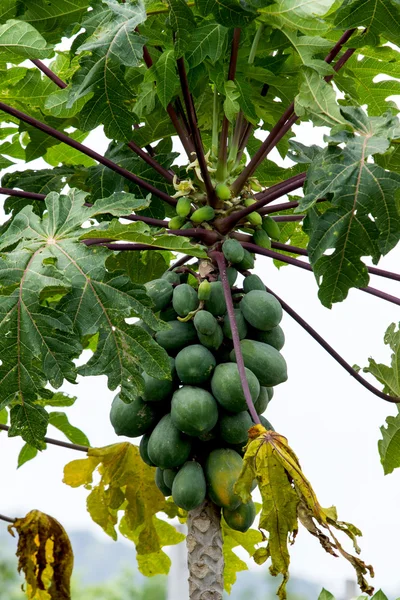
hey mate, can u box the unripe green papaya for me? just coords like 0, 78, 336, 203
240, 290, 282, 331
262, 215, 281, 240
236, 248, 254, 271
162, 270, 181, 285
142, 357, 175, 402
163, 468, 177, 489
255, 325, 285, 351
222, 239, 245, 264
260, 414, 274, 431
159, 305, 179, 322
219, 411, 253, 445
204, 281, 226, 316
110, 394, 158, 438
181, 221, 194, 230
148, 414, 192, 468
244, 198, 256, 208
243, 274, 265, 293
205, 448, 242, 509
191, 205, 215, 224
222, 309, 247, 340
171, 386, 219, 436
172, 461, 206, 510
193, 310, 218, 336
248, 211, 263, 227
172, 283, 199, 317
169, 216, 186, 229
230, 340, 287, 387
139, 433, 155, 466
215, 183, 231, 200
198, 280, 211, 301
175, 345, 216, 385
223, 500, 256, 532
155, 468, 171, 496
254, 386, 270, 415
155, 320, 198, 355
197, 324, 224, 350
211, 363, 260, 413
253, 228, 271, 249
144, 278, 173, 312
176, 196, 192, 217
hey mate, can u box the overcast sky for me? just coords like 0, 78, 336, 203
0, 110, 400, 598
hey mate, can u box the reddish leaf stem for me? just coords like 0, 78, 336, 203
272, 215, 304, 222
0, 423, 89, 452
0, 187, 46, 201
231, 29, 357, 195
176, 57, 216, 205
127, 140, 174, 182
264, 288, 400, 403
30, 59, 67, 88
211, 251, 261, 424
0, 513, 16, 523
168, 255, 193, 270
0, 102, 177, 207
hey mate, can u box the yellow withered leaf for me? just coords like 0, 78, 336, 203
235, 431, 374, 599
63, 442, 185, 576
8, 510, 73, 600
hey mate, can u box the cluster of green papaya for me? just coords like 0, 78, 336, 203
109, 241, 287, 532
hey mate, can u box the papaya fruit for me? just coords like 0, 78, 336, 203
172, 283, 199, 317
215, 183, 231, 200
110, 394, 158, 438
194, 310, 218, 336
254, 325, 285, 351
197, 325, 224, 350
159, 305, 179, 322
171, 386, 219, 436
162, 271, 180, 285
139, 433, 155, 466
222, 309, 247, 340
223, 500, 256, 532
172, 461, 206, 510
243, 274, 265, 293
262, 215, 281, 240
240, 290, 282, 331
155, 467, 171, 496
163, 468, 177, 489
147, 414, 192, 468
175, 345, 216, 385
168, 215, 186, 229
176, 196, 192, 217
254, 386, 270, 415
260, 414, 274, 431
191, 206, 215, 224
219, 411, 253, 445
142, 357, 175, 402
236, 248, 254, 271
211, 363, 260, 413
205, 448, 242, 509
247, 211, 262, 227
204, 281, 226, 316
197, 279, 211, 301
230, 340, 287, 387
155, 320, 197, 354
267, 387, 274, 401
253, 228, 271, 249
144, 278, 173, 312
222, 239, 244, 264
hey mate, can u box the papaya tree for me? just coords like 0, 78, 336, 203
0, 0, 399, 598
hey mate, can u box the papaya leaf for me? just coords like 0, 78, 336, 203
0, 407, 8, 424
334, 0, 400, 46
0, 19, 53, 62
154, 50, 179, 108
235, 427, 374, 599
9, 403, 49, 450
63, 442, 185, 576
363, 323, 400, 398
168, 0, 196, 58
81, 220, 208, 258
196, 0, 256, 27
258, 0, 334, 35
8, 509, 74, 600
48, 411, 90, 446
295, 69, 347, 128
185, 22, 228, 68
222, 520, 263, 593
318, 591, 335, 600
17, 443, 39, 468
106, 250, 171, 284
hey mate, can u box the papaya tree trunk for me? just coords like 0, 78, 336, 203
186, 499, 224, 599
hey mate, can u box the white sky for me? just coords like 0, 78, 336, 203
0, 114, 400, 598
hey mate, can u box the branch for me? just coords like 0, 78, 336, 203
0, 102, 177, 207
210, 251, 260, 423
264, 287, 400, 404
217, 28, 241, 180
0, 423, 89, 452
176, 58, 216, 205
215, 172, 306, 234
241, 242, 400, 307
231, 29, 357, 195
